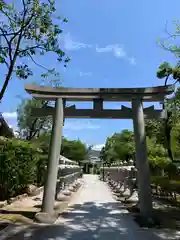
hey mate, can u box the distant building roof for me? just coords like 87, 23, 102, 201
83, 156, 101, 164
0, 114, 14, 138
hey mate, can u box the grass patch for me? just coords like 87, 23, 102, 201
0, 210, 37, 224
0, 201, 70, 224
126, 202, 180, 230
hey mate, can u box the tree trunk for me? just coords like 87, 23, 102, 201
163, 75, 174, 161
0, 64, 14, 101
164, 112, 173, 161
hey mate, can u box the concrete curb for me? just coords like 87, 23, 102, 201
0, 178, 84, 238
55, 179, 85, 223
0, 187, 44, 208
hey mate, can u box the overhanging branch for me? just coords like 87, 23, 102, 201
27, 53, 49, 71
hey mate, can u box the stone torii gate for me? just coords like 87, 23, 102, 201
24, 84, 174, 221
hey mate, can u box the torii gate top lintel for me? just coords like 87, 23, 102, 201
24, 84, 174, 102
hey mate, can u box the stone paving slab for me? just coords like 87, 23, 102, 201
1, 175, 180, 239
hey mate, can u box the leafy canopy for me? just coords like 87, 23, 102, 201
61, 138, 88, 165
101, 130, 135, 166
0, 0, 70, 101
157, 21, 180, 85
17, 98, 52, 140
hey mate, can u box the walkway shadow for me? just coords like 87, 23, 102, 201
1, 201, 176, 240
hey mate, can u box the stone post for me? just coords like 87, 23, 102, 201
86, 163, 88, 173
42, 98, 64, 215
132, 98, 152, 218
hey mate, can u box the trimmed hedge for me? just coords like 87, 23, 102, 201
149, 157, 179, 179
0, 137, 45, 200
36, 154, 48, 187
151, 176, 180, 200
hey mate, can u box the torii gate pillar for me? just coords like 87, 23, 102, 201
132, 98, 152, 217
42, 98, 64, 215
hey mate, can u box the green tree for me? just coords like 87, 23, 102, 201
166, 88, 180, 159
0, 0, 70, 101
17, 98, 52, 140
157, 62, 180, 86
171, 122, 180, 159
158, 21, 180, 60
32, 131, 51, 153
157, 21, 180, 86
147, 137, 168, 159
103, 130, 135, 166
156, 61, 175, 160
145, 88, 180, 161
29, 132, 89, 165
114, 130, 134, 161
61, 138, 88, 165
145, 119, 165, 145
156, 21, 180, 160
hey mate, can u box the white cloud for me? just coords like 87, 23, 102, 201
79, 71, 92, 77
63, 33, 92, 51
61, 33, 136, 65
2, 112, 17, 119
96, 44, 136, 64
128, 57, 136, 65
113, 47, 126, 58
96, 44, 126, 58
96, 45, 113, 53
1, 112, 19, 137
64, 120, 100, 131
9, 124, 19, 137
92, 144, 105, 151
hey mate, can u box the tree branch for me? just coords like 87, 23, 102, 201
27, 53, 49, 71
0, 7, 17, 25
164, 21, 180, 38
22, 0, 26, 11
0, 5, 29, 101
3, 59, 9, 68
164, 74, 170, 86
18, 45, 45, 54
27, 100, 49, 140
18, 44, 56, 55
0, 26, 13, 61
10, 10, 35, 44
0, 32, 16, 37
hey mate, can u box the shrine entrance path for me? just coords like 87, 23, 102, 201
55, 174, 161, 240
3, 175, 177, 240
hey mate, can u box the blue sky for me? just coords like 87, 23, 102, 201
0, 0, 180, 150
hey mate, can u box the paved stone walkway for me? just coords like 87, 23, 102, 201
56, 174, 160, 240
1, 175, 179, 239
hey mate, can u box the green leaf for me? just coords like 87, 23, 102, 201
0, 57, 5, 63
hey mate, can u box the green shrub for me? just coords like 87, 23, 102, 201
164, 162, 179, 179
151, 176, 180, 195
0, 137, 41, 200
149, 156, 171, 169
149, 156, 180, 180
36, 154, 48, 187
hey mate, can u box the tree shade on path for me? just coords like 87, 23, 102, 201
55, 175, 162, 240
2, 175, 177, 240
